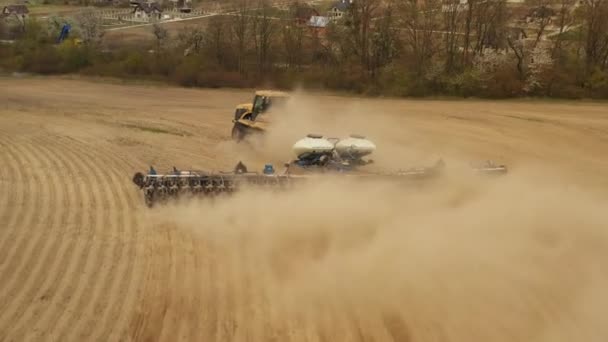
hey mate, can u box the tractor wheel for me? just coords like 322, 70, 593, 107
231, 123, 247, 142
144, 192, 154, 208
132, 172, 145, 187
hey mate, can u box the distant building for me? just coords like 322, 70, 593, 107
441, 0, 536, 12
328, 0, 351, 22
131, 1, 162, 21
441, 0, 467, 13
169, 0, 192, 12
1, 4, 29, 20
525, 5, 555, 22
308, 15, 329, 29
294, 4, 319, 25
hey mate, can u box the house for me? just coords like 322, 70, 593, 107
169, 0, 192, 12
1, 4, 29, 20
525, 5, 555, 22
308, 15, 329, 29
328, 0, 351, 22
131, 1, 162, 21
441, 0, 467, 13
294, 4, 319, 25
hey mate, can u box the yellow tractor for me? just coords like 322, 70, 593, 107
231, 90, 290, 141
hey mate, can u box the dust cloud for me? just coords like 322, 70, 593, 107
146, 171, 608, 341
3, 78, 607, 341
214, 90, 443, 172
146, 92, 608, 341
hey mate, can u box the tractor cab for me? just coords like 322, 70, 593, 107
231, 90, 290, 141
251, 92, 288, 119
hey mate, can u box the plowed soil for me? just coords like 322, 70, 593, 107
1, 76, 608, 342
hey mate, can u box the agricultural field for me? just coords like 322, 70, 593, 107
25, 4, 85, 17
1, 76, 608, 341
103, 16, 214, 46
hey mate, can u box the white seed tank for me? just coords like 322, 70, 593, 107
335, 134, 376, 159
292, 134, 335, 158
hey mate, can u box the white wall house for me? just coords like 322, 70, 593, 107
328, 0, 352, 22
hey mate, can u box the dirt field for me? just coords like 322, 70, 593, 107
1, 76, 608, 342
103, 17, 213, 47
25, 5, 86, 17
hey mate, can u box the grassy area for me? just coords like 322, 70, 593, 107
103, 15, 215, 47
557, 27, 584, 41
26, 4, 87, 16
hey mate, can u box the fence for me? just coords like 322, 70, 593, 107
100, 9, 132, 20
102, 7, 220, 23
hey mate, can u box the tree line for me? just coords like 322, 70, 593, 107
1, 0, 607, 98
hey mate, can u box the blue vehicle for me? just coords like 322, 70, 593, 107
57, 24, 71, 44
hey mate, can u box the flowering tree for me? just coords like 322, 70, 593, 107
525, 44, 554, 93
74, 9, 104, 46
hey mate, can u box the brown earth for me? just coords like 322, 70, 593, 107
1, 76, 608, 342
103, 17, 213, 47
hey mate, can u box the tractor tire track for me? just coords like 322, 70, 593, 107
99, 186, 143, 342
45, 136, 141, 341
215, 243, 239, 341
0, 137, 12, 227
0, 135, 28, 342
157, 229, 181, 342
0, 135, 35, 285
31, 137, 98, 341
66, 156, 125, 341
108, 144, 193, 342
48, 138, 117, 341
85, 143, 143, 342
158, 230, 202, 342
13, 135, 91, 340
0, 136, 53, 333
238, 242, 267, 341
1, 136, 74, 341
186, 235, 205, 342
130, 226, 172, 342
0, 134, 21, 234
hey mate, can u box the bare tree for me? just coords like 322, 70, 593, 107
152, 23, 168, 52
323, 21, 349, 66
251, 0, 276, 73
178, 26, 204, 56
0, 20, 6, 38
396, 0, 441, 75
527, 0, 554, 48
462, 0, 477, 65
459, 0, 508, 66
525, 43, 554, 93
472, 0, 507, 54
74, 8, 104, 46
345, 0, 381, 73
369, 5, 399, 77
552, 0, 577, 59
281, 21, 306, 70
443, 0, 464, 72
210, 16, 231, 67
231, 0, 251, 74
473, 48, 509, 75
11, 11, 27, 33
582, 0, 608, 72
507, 31, 527, 78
